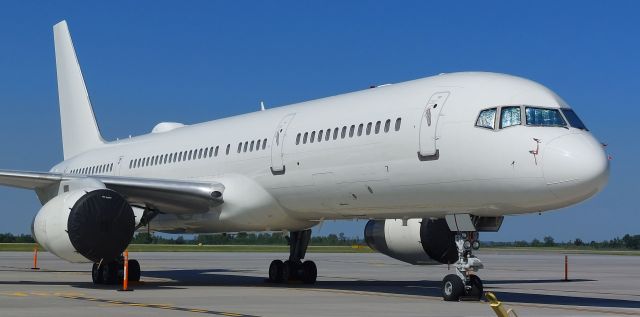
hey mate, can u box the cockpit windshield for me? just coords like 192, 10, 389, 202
560, 109, 588, 130
475, 105, 588, 131
525, 107, 566, 127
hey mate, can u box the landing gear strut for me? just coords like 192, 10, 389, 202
442, 232, 483, 301
268, 229, 317, 284
91, 256, 141, 285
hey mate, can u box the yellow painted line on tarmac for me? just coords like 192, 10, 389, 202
55, 295, 261, 316
509, 302, 640, 316
0, 292, 259, 317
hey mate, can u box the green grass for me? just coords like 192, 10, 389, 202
0, 243, 40, 252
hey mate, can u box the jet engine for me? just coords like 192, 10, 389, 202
364, 218, 458, 265
31, 188, 135, 263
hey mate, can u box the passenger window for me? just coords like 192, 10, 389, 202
244, 141, 249, 152
263, 139, 267, 150
475, 108, 497, 129
318, 130, 323, 142
256, 140, 261, 150
395, 118, 401, 131
384, 119, 391, 132
325, 129, 331, 141
296, 133, 301, 145
357, 124, 363, 136
333, 128, 339, 140
226, 144, 230, 155
366, 122, 372, 135
198, 149, 203, 159
349, 125, 355, 137
500, 106, 522, 128
303, 132, 308, 144
250, 140, 255, 152
237, 143, 242, 153
310, 131, 316, 143
525, 107, 566, 127
375, 121, 381, 134
341, 126, 347, 138
214, 146, 219, 157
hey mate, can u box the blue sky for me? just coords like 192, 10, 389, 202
0, 1, 638, 242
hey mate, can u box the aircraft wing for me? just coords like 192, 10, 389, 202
0, 170, 224, 214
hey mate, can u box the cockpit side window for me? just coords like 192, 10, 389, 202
561, 109, 588, 130
500, 106, 521, 129
525, 107, 566, 127
475, 108, 497, 129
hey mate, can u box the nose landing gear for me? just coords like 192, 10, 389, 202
268, 229, 317, 284
442, 232, 484, 301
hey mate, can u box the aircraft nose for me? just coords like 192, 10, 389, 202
543, 133, 609, 204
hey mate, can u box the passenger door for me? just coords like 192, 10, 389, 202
270, 113, 296, 174
418, 92, 449, 159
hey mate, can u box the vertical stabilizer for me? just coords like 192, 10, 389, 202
53, 21, 105, 159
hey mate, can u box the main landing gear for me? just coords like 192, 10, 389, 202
442, 232, 484, 301
91, 256, 141, 285
268, 229, 317, 284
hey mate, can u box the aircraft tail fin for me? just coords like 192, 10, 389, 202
53, 20, 105, 159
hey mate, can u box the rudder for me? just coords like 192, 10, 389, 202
53, 20, 104, 159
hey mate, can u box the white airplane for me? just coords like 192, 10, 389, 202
0, 21, 609, 301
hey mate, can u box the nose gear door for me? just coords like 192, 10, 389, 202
418, 92, 449, 159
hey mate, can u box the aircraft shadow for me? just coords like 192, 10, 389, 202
132, 269, 640, 309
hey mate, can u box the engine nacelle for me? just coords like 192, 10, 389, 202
364, 218, 458, 265
32, 188, 135, 263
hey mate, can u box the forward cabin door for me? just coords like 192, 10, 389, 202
418, 92, 449, 159
270, 113, 296, 174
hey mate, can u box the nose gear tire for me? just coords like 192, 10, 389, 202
442, 274, 464, 301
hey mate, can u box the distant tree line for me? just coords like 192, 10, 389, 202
2, 232, 639, 250
130, 232, 363, 246
0, 233, 35, 243
482, 234, 640, 250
